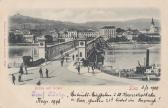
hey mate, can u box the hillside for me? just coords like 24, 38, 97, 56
9, 14, 160, 31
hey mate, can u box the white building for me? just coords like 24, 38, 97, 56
122, 29, 139, 40
99, 26, 116, 40
78, 29, 97, 39
67, 30, 78, 39
24, 34, 34, 43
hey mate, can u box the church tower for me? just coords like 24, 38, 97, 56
149, 18, 156, 33
151, 18, 155, 25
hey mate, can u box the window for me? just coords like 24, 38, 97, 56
80, 52, 82, 57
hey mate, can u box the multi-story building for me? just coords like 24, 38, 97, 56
122, 29, 140, 41
23, 34, 34, 43
48, 30, 59, 42
78, 29, 97, 40
67, 30, 78, 39
99, 26, 116, 40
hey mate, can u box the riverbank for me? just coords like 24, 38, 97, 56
9, 43, 39, 46
108, 43, 160, 50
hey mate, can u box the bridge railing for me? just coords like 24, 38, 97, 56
46, 40, 78, 60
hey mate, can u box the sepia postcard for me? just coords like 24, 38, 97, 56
0, 0, 168, 108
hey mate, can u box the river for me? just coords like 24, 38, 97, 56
104, 43, 160, 69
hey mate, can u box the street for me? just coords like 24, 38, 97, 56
9, 56, 156, 85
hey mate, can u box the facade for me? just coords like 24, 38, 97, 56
49, 30, 59, 42
122, 29, 139, 40
13, 29, 23, 35
23, 34, 34, 43
67, 30, 78, 39
78, 29, 97, 39
122, 31, 133, 40
99, 26, 116, 40
59, 29, 98, 42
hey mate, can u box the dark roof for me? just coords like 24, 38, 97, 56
68, 29, 77, 31
101, 26, 115, 29
78, 29, 95, 32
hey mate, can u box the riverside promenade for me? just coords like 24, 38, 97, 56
8, 51, 156, 85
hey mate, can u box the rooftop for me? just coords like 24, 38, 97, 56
101, 26, 115, 29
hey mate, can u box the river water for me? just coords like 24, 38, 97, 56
8, 46, 39, 67
104, 44, 160, 69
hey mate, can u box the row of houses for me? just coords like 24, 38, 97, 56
10, 18, 160, 43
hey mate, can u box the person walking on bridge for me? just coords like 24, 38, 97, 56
12, 74, 16, 85
77, 65, 80, 74
39, 67, 43, 78
61, 57, 64, 67
19, 65, 24, 75
25, 65, 28, 74
72, 54, 75, 61
87, 66, 90, 73
45, 69, 49, 78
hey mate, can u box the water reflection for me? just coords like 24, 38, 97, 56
104, 44, 160, 69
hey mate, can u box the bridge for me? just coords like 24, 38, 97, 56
38, 36, 111, 67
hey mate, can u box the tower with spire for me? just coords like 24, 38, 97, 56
149, 18, 157, 33
151, 18, 155, 25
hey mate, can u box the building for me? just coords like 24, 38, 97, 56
13, 29, 23, 35
122, 29, 140, 40
149, 18, 160, 33
49, 30, 59, 42
67, 30, 78, 39
145, 18, 160, 38
23, 34, 34, 43
78, 29, 97, 40
58, 29, 97, 42
58, 30, 75, 42
99, 26, 116, 40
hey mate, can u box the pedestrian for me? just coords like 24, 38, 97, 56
12, 74, 15, 85
46, 69, 49, 78
66, 56, 68, 62
19, 65, 24, 75
39, 67, 43, 78
72, 54, 75, 61
61, 60, 63, 67
61, 57, 64, 67
87, 66, 90, 73
92, 65, 95, 73
25, 65, 28, 74
18, 74, 22, 82
92, 64, 95, 73
77, 65, 80, 74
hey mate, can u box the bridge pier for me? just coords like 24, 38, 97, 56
77, 38, 87, 59
38, 38, 46, 59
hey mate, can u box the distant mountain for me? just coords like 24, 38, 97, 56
9, 14, 160, 31
84, 18, 160, 30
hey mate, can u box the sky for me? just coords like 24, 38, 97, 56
12, 8, 160, 23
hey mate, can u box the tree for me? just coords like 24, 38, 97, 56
45, 35, 53, 43
9, 32, 25, 43
116, 28, 125, 33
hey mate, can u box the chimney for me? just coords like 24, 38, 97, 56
146, 49, 149, 67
